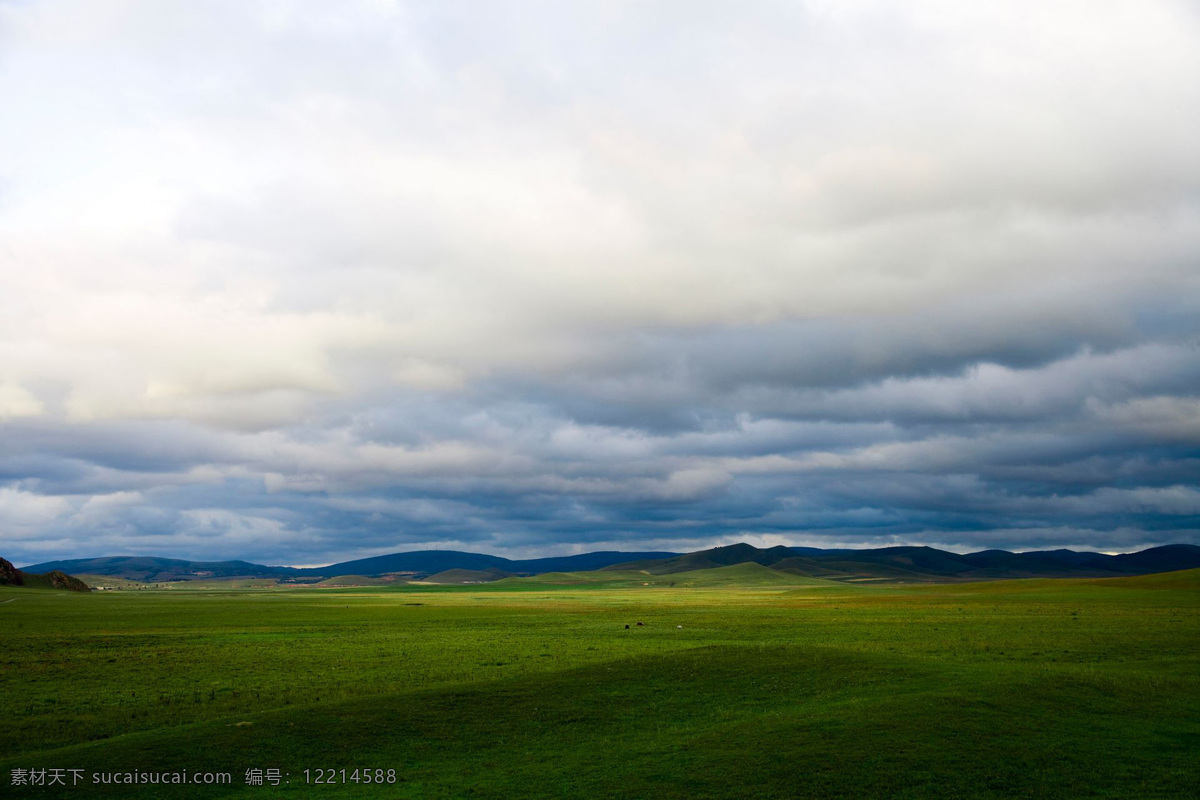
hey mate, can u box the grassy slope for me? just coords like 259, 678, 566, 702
13, 573, 74, 590
494, 563, 838, 589
313, 575, 390, 587
1, 572, 1197, 798
74, 576, 283, 590
75, 574, 148, 589
662, 561, 834, 587
156, 578, 282, 590
423, 568, 512, 584
1087, 568, 1200, 590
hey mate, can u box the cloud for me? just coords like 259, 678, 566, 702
0, 1, 1198, 563
0, 487, 70, 533
0, 383, 43, 419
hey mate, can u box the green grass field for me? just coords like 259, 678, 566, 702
2, 569, 1198, 798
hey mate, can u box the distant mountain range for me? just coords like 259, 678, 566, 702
20, 542, 1200, 584
603, 542, 1200, 582
20, 550, 680, 583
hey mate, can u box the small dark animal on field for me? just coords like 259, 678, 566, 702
636, 622, 644, 626
624, 624, 629, 629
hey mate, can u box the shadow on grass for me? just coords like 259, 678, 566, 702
4, 644, 1197, 799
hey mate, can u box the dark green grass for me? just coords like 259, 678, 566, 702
2, 570, 1198, 798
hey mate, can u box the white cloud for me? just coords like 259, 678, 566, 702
0, 487, 71, 535
1, 1, 1198, 561
0, 382, 44, 419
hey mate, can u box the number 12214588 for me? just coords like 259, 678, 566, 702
303, 768, 397, 784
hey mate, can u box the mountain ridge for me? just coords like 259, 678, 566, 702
21, 549, 681, 582
21, 543, 1200, 584
604, 543, 1200, 582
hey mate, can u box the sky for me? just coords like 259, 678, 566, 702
2, 0, 1199, 566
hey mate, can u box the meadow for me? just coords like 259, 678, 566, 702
2, 566, 1198, 798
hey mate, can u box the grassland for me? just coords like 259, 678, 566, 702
1, 569, 1197, 798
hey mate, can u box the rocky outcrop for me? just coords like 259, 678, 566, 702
0, 557, 90, 591
45, 570, 91, 592
0, 557, 24, 586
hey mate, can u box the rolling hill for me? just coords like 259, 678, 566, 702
606, 542, 1200, 583
23, 550, 680, 583
21, 543, 1200, 585
424, 568, 515, 584
17, 556, 299, 583
288, 549, 683, 578
0, 556, 90, 591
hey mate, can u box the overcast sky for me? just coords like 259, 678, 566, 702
2, 1, 1199, 565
